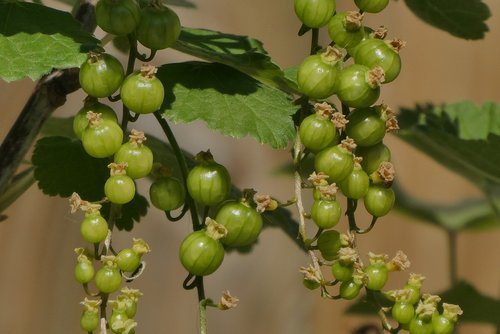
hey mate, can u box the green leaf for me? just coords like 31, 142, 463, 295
173, 27, 299, 94
32, 136, 108, 201
0, 2, 99, 82
439, 281, 500, 325
40, 116, 76, 139
397, 102, 500, 186
158, 61, 298, 149
404, 0, 490, 40
101, 194, 149, 231
394, 183, 500, 231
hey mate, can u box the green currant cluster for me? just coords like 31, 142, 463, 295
95, 0, 181, 51
70, 194, 151, 334
301, 237, 463, 334
296, 0, 404, 107
386, 277, 464, 334
292, 1, 463, 332
178, 151, 265, 277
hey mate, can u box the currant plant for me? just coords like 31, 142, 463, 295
0, 0, 497, 333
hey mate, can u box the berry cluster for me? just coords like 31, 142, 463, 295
293, 1, 463, 333
70, 194, 151, 334
179, 151, 264, 277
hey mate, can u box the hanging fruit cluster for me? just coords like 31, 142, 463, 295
293, 1, 463, 333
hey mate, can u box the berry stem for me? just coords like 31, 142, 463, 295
153, 111, 207, 331
199, 299, 208, 334
153, 111, 201, 228
121, 34, 138, 130
310, 28, 320, 54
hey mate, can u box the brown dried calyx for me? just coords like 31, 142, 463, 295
340, 137, 357, 152
345, 11, 364, 31
388, 38, 407, 53
108, 162, 128, 176
308, 172, 329, 187
331, 112, 348, 132
218, 290, 239, 310
128, 129, 147, 145
314, 102, 334, 119
86, 111, 103, 127
371, 161, 396, 186
320, 46, 343, 65
366, 66, 386, 88
140, 64, 158, 79
372, 26, 388, 40
378, 104, 399, 132
69, 192, 101, 214
255, 194, 278, 213
317, 183, 338, 200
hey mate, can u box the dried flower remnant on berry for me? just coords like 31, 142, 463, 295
128, 129, 147, 145
332, 111, 349, 132
255, 194, 278, 213
108, 162, 128, 176
442, 303, 463, 322
366, 66, 386, 87
300, 264, 323, 284
372, 26, 388, 39
368, 252, 389, 265
308, 172, 329, 187
387, 250, 410, 272
314, 102, 334, 118
205, 217, 228, 240
345, 11, 364, 31
340, 230, 356, 247
341, 137, 357, 152
317, 183, 338, 200
338, 247, 359, 264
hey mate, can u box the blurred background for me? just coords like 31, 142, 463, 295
1, 0, 499, 333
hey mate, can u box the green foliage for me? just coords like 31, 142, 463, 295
101, 194, 149, 231
439, 281, 500, 325
397, 102, 500, 186
404, 0, 490, 40
394, 183, 500, 231
32, 136, 108, 201
172, 27, 298, 94
0, 1, 99, 82
158, 61, 298, 149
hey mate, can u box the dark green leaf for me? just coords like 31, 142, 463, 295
173, 27, 299, 94
404, 0, 490, 40
41, 116, 77, 139
397, 103, 500, 186
439, 281, 500, 325
32, 136, 108, 201
101, 194, 149, 231
0, 2, 99, 81
158, 61, 298, 149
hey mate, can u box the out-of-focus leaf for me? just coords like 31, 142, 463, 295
404, 0, 490, 40
394, 183, 500, 231
439, 281, 500, 325
397, 103, 500, 187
